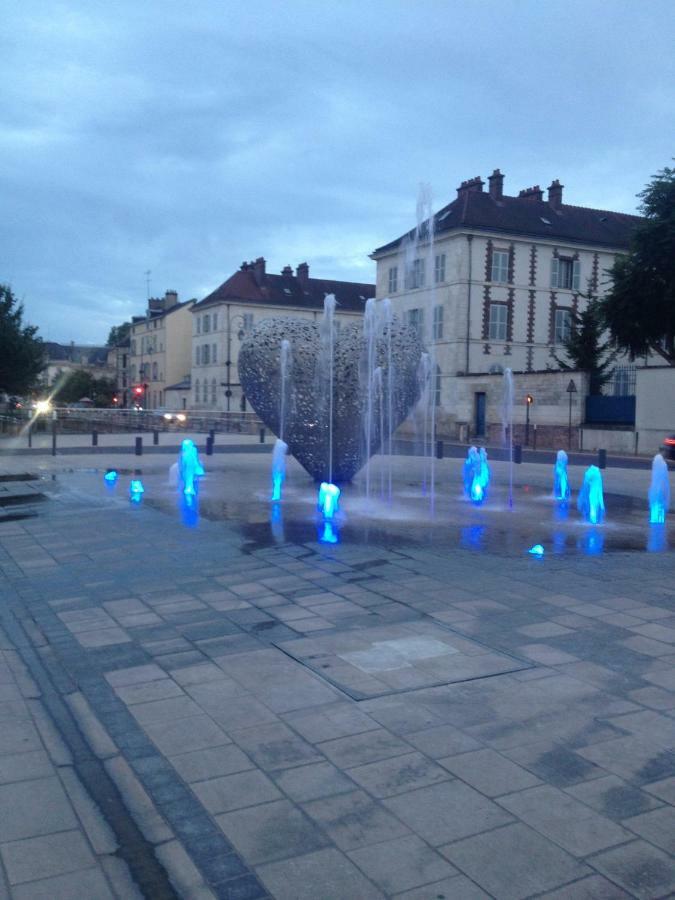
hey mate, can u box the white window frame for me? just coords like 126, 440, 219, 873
434, 253, 446, 284
202, 344, 210, 365
551, 256, 580, 290
433, 305, 444, 340
491, 250, 509, 284
554, 308, 572, 344
388, 266, 398, 294
406, 307, 424, 337
488, 303, 508, 341
406, 258, 425, 290
243, 313, 254, 332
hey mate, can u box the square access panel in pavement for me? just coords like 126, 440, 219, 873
275, 621, 532, 700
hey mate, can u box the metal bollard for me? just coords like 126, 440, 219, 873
206, 435, 214, 456
135, 436, 143, 456
153, 430, 159, 446
435, 440, 444, 460
92, 429, 98, 447
259, 427, 265, 444
598, 448, 607, 469
51, 420, 57, 456
513, 444, 522, 464
209, 428, 215, 442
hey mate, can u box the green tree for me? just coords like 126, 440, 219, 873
52, 371, 117, 407
601, 165, 675, 363
106, 321, 131, 347
0, 284, 45, 395
554, 293, 617, 394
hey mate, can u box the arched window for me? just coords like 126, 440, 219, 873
195, 379, 200, 405
211, 378, 217, 405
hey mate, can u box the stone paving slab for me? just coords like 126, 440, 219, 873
0, 484, 674, 898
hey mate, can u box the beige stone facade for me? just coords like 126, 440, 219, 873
129, 291, 194, 409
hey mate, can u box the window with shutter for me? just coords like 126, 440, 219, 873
551, 257, 559, 288
572, 260, 581, 291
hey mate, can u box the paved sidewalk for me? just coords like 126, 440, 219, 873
0, 630, 141, 899
0, 481, 674, 899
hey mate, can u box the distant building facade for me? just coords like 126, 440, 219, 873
42, 342, 116, 388
371, 170, 643, 436
190, 258, 374, 412
128, 290, 195, 409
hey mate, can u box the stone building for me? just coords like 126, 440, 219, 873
190, 258, 374, 412
128, 291, 195, 409
371, 170, 642, 438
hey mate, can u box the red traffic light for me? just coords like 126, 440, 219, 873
133, 386, 143, 396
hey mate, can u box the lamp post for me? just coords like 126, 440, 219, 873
224, 309, 247, 413
525, 394, 534, 446
566, 379, 577, 450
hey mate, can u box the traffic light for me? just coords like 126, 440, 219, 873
133, 385, 143, 396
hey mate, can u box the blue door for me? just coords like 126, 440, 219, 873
475, 392, 486, 437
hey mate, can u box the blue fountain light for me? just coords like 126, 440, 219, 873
648, 453, 670, 524
463, 447, 490, 505
271, 439, 288, 502
580, 528, 605, 555
553, 450, 570, 502
104, 469, 118, 483
319, 521, 339, 544
179, 439, 204, 496
318, 482, 340, 519
647, 524, 667, 553
460, 524, 485, 551
129, 479, 144, 503
180, 491, 199, 528
528, 544, 545, 557
577, 465, 604, 525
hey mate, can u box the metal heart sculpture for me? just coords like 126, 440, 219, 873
238, 315, 425, 483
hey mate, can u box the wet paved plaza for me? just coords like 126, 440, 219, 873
0, 455, 674, 898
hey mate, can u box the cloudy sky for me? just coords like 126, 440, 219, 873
2, 0, 673, 344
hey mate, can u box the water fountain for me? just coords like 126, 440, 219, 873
129, 478, 144, 503
318, 294, 337, 487
178, 439, 204, 496
648, 452, 670, 523
104, 469, 118, 483
271, 439, 288, 502
554, 450, 570, 501
463, 446, 480, 498
415, 353, 431, 496
577, 465, 604, 525
474, 447, 491, 503
502, 368, 514, 508
318, 482, 340, 519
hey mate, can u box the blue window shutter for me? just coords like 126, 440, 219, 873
572, 260, 581, 291
551, 257, 559, 288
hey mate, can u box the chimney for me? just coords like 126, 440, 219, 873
518, 185, 544, 201
547, 179, 563, 209
164, 289, 178, 309
456, 176, 485, 199
281, 265, 293, 277
295, 262, 309, 288
253, 257, 266, 286
488, 169, 504, 200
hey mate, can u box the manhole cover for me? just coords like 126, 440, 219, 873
275, 622, 531, 700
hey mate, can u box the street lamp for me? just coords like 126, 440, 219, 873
525, 394, 534, 446
566, 379, 577, 450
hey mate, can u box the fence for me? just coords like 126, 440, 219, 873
585, 395, 636, 426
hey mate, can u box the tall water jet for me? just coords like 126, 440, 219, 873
463, 446, 480, 499
554, 450, 570, 501
271, 439, 288, 502
502, 368, 514, 508
472, 447, 490, 503
373, 366, 385, 498
382, 298, 395, 502
415, 353, 431, 495
318, 294, 337, 484
416, 184, 437, 514
179, 439, 204, 496
577, 465, 604, 525
648, 452, 670, 523
361, 298, 379, 501
279, 339, 292, 442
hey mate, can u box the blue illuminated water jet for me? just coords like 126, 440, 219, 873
104, 469, 118, 483
554, 450, 570, 502
319, 521, 339, 544
463, 447, 480, 498
528, 544, 545, 557
460, 524, 485, 551
318, 482, 340, 519
180, 491, 199, 528
271, 439, 288, 501
270, 502, 285, 543
129, 479, 144, 503
577, 465, 604, 525
179, 439, 204, 495
647, 524, 667, 553
579, 528, 605, 555
648, 452, 670, 524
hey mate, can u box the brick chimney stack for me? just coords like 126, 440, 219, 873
488, 169, 504, 200
456, 176, 485, 199
281, 265, 293, 277
164, 289, 178, 309
295, 262, 309, 288
253, 257, 266, 286
547, 179, 563, 209
518, 186, 544, 201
